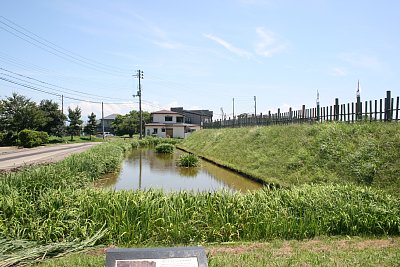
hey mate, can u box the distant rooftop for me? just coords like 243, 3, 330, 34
103, 113, 120, 120
151, 110, 182, 115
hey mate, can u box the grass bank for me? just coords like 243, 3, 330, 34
179, 122, 400, 192
34, 236, 400, 267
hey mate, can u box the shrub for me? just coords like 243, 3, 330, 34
155, 143, 175, 154
0, 131, 18, 146
131, 140, 139, 149
178, 153, 200, 167
18, 129, 49, 148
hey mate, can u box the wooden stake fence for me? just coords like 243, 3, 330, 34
203, 91, 400, 129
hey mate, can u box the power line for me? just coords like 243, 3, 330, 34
0, 74, 165, 110
0, 16, 128, 74
0, 67, 128, 101
0, 52, 134, 92
0, 16, 129, 76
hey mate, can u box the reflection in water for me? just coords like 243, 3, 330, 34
96, 149, 262, 192
178, 167, 199, 177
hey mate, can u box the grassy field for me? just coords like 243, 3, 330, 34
179, 122, 400, 193
32, 236, 400, 266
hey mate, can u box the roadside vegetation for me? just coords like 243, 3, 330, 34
0, 93, 150, 148
180, 122, 400, 194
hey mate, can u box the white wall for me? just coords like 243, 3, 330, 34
152, 114, 183, 124
173, 127, 185, 138
145, 126, 166, 138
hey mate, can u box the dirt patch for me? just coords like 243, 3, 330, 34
272, 241, 293, 257
301, 239, 332, 253
351, 239, 396, 250
299, 238, 397, 254
207, 243, 265, 256
85, 245, 116, 256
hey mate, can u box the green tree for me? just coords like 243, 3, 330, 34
112, 111, 151, 138
84, 112, 97, 140
38, 99, 66, 137
0, 93, 46, 133
67, 106, 82, 141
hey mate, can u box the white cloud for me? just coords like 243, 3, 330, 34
339, 52, 383, 70
331, 67, 347, 77
66, 100, 167, 122
203, 33, 253, 59
67, 102, 135, 121
255, 27, 286, 57
154, 41, 184, 50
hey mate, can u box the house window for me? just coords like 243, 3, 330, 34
165, 116, 173, 122
152, 128, 158, 134
176, 117, 183, 123
161, 128, 166, 132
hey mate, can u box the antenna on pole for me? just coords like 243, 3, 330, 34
254, 96, 257, 118
316, 90, 320, 122
133, 70, 144, 139
356, 80, 361, 120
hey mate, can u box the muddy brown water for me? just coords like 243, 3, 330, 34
96, 148, 263, 192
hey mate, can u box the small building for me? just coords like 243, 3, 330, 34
96, 113, 119, 134
170, 107, 213, 126
145, 110, 200, 138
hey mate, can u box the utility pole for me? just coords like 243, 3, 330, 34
232, 97, 235, 118
316, 90, 320, 122
102, 101, 105, 140
133, 70, 144, 139
61, 95, 64, 115
356, 80, 361, 121
254, 96, 257, 118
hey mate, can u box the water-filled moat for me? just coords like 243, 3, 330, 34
97, 148, 262, 192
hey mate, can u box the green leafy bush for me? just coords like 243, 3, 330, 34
131, 140, 139, 149
18, 129, 49, 148
0, 131, 18, 146
178, 153, 200, 167
155, 143, 175, 154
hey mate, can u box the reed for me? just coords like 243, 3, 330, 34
178, 153, 200, 167
1, 184, 399, 245
155, 143, 175, 154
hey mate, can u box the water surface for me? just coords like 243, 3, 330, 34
97, 148, 262, 192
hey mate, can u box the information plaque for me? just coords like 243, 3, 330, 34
106, 246, 208, 267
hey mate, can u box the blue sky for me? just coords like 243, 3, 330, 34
1, 0, 399, 120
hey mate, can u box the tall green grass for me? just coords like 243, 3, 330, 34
1, 185, 399, 245
178, 153, 200, 167
180, 122, 400, 193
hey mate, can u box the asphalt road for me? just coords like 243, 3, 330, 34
0, 143, 100, 172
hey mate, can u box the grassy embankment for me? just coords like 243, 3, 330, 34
179, 122, 400, 193
0, 129, 399, 266
33, 236, 400, 267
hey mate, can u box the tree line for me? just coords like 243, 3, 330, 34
0, 93, 150, 146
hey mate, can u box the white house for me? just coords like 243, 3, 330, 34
145, 110, 200, 138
